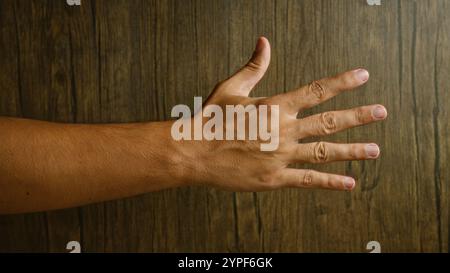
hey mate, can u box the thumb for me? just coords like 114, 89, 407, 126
226, 37, 271, 96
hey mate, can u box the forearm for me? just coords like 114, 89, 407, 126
0, 117, 188, 214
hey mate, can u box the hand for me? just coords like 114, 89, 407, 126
180, 37, 387, 191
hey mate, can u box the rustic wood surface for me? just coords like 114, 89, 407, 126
0, 0, 448, 252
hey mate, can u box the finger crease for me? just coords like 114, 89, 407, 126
321, 112, 336, 131
314, 142, 328, 162
302, 171, 313, 186
309, 81, 325, 99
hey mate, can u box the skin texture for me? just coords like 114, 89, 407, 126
0, 37, 387, 214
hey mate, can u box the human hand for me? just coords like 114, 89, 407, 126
178, 37, 387, 191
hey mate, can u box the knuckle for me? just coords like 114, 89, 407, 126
309, 80, 326, 99
259, 173, 278, 189
313, 142, 329, 162
325, 176, 334, 189
351, 144, 365, 159
338, 71, 358, 87
354, 107, 366, 124
319, 112, 337, 134
301, 170, 314, 187
349, 144, 358, 158
246, 60, 263, 72
341, 73, 355, 87
257, 99, 276, 116
284, 96, 297, 112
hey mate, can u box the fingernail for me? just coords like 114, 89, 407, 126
372, 106, 387, 119
344, 177, 355, 190
354, 69, 369, 82
365, 144, 380, 158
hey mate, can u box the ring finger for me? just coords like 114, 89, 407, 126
291, 142, 381, 164
293, 104, 387, 139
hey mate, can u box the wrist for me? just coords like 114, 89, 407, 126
141, 120, 204, 189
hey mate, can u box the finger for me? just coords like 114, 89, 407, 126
291, 142, 380, 164
294, 105, 387, 139
223, 37, 271, 96
278, 169, 355, 191
271, 68, 369, 114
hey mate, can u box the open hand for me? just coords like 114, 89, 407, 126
181, 37, 387, 192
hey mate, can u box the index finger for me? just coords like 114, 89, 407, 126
270, 69, 370, 114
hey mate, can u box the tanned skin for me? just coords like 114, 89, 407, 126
0, 37, 387, 214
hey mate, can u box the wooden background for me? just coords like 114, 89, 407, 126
0, 0, 449, 253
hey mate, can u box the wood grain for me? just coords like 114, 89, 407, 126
0, 0, 448, 253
